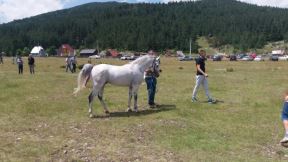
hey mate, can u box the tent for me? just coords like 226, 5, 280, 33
30, 46, 46, 57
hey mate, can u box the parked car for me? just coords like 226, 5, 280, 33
230, 55, 237, 61
241, 56, 254, 61
212, 55, 222, 61
179, 55, 193, 61
88, 55, 101, 59
270, 54, 280, 61
120, 55, 129, 60
237, 54, 247, 60
254, 55, 264, 61
128, 55, 138, 60
121, 55, 137, 60
278, 55, 288, 61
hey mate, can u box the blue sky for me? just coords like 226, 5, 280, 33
0, 0, 288, 24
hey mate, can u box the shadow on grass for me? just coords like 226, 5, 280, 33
200, 99, 224, 104
94, 104, 176, 118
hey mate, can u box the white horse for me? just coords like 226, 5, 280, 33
74, 55, 160, 117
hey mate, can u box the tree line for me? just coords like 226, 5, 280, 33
1, 0, 288, 56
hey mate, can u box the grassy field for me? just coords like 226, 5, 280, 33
1, 57, 288, 161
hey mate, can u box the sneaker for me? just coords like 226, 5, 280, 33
149, 103, 160, 108
280, 137, 288, 143
192, 97, 198, 102
208, 98, 216, 104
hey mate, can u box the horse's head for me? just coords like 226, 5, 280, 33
152, 56, 161, 77
130, 54, 161, 75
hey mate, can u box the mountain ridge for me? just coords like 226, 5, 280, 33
1, 0, 288, 55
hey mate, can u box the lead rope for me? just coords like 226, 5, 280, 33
152, 59, 159, 93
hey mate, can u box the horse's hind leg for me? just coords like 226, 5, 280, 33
98, 86, 109, 114
88, 91, 96, 118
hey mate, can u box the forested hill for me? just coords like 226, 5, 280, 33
1, 0, 288, 55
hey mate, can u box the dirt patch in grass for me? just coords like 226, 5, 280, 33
47, 120, 183, 161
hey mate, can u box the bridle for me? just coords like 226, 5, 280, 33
151, 57, 161, 77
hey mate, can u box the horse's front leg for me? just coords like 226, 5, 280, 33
133, 93, 138, 112
132, 85, 140, 112
127, 86, 133, 112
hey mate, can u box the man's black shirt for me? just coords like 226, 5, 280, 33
195, 56, 205, 75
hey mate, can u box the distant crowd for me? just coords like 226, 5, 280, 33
14, 54, 35, 75
0, 54, 79, 75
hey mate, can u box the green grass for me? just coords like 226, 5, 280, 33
0, 57, 288, 161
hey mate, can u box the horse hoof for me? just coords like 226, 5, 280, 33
127, 108, 132, 112
105, 110, 110, 114
89, 114, 95, 118
134, 109, 138, 113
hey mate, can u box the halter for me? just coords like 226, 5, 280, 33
151, 57, 160, 77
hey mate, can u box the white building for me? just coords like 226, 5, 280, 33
272, 50, 284, 55
30, 46, 46, 56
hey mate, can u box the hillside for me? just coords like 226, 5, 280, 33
1, 0, 288, 55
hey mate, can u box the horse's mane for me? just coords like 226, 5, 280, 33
128, 55, 153, 66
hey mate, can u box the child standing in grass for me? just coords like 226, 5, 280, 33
17, 56, 23, 74
280, 91, 288, 143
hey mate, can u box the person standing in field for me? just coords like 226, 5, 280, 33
191, 49, 215, 103
65, 56, 71, 72
28, 54, 35, 74
12, 56, 16, 64
144, 50, 160, 108
16, 56, 23, 74
0, 52, 3, 64
280, 91, 288, 144
71, 55, 77, 73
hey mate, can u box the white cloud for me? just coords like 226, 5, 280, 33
0, 0, 67, 23
238, 0, 288, 8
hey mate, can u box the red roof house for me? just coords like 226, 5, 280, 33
58, 44, 75, 56
107, 49, 120, 57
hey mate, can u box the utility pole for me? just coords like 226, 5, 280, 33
96, 40, 99, 53
189, 38, 192, 55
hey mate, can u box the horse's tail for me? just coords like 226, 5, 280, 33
73, 64, 94, 96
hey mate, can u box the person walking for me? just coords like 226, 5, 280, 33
28, 54, 35, 74
71, 56, 77, 73
191, 49, 215, 103
280, 91, 288, 144
16, 56, 23, 74
65, 56, 71, 72
68, 55, 77, 73
0, 52, 3, 64
144, 51, 160, 108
